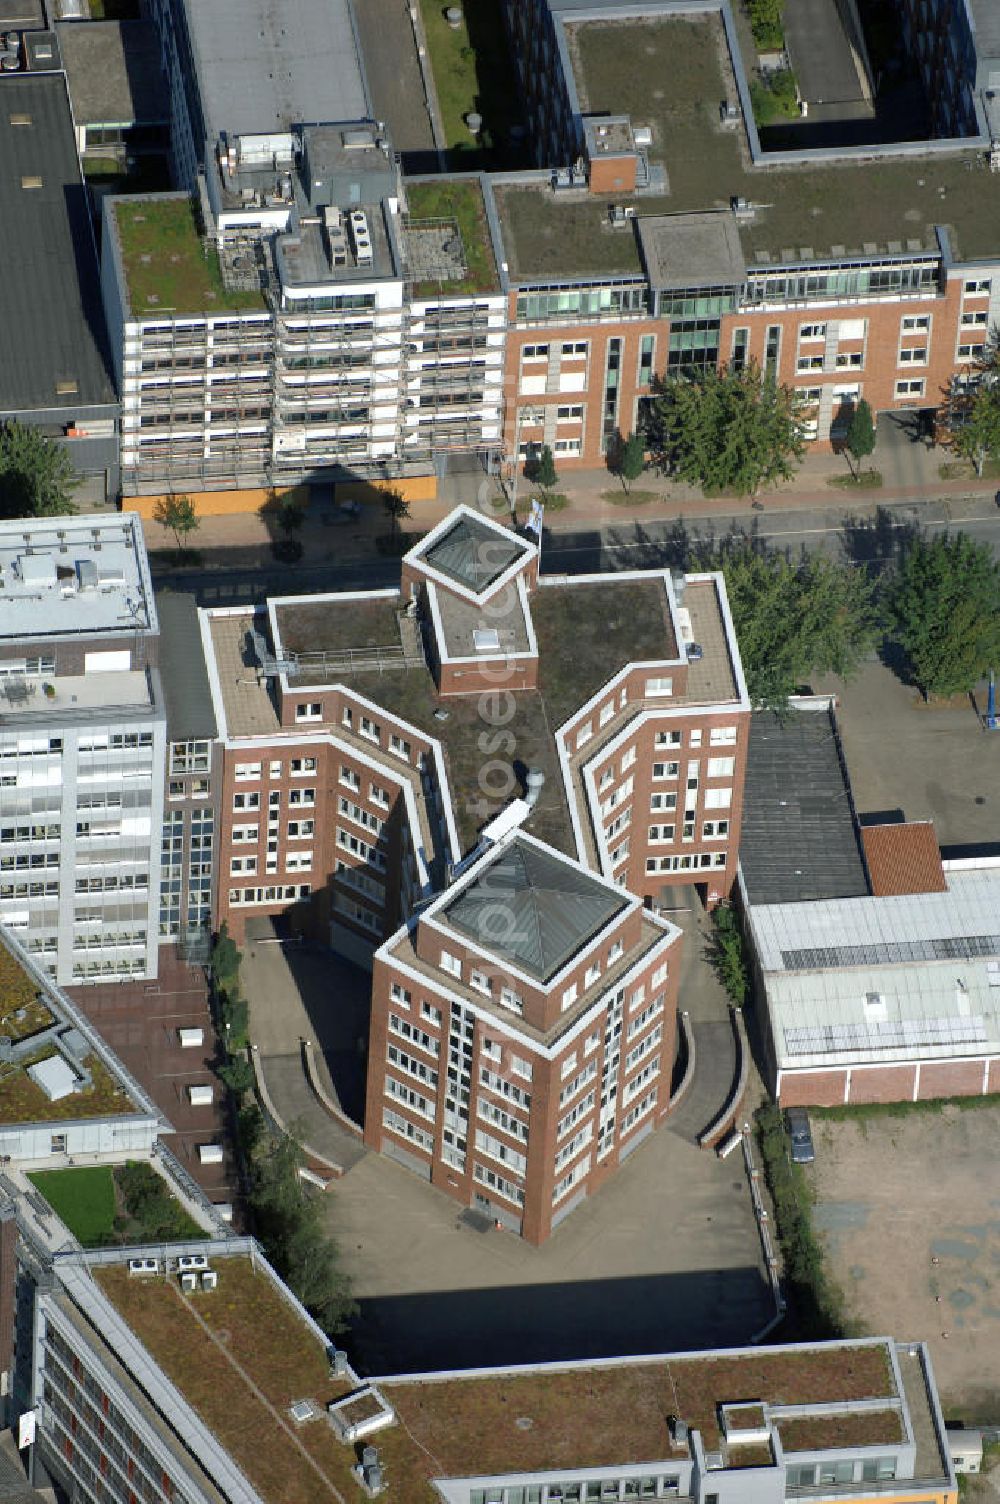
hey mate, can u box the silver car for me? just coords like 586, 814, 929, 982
786, 1106, 815, 1164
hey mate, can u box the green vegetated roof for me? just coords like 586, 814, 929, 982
405, 178, 501, 296
495, 13, 1000, 281
444, 836, 628, 980
113, 195, 268, 316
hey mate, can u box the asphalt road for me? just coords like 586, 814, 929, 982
151, 495, 1000, 602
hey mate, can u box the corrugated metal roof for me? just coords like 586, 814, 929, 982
443, 835, 627, 981
0, 74, 116, 414
423, 514, 526, 595
749, 870, 1000, 1067
861, 821, 946, 896
739, 706, 869, 905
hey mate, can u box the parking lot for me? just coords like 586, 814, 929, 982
809, 1102, 1000, 1421
816, 659, 1000, 852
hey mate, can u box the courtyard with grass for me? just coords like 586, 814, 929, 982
404, 179, 499, 296
416, 0, 523, 165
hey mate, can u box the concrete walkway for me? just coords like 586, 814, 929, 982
241, 922, 369, 1173
661, 890, 742, 1145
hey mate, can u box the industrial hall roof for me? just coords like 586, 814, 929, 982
861, 820, 947, 897
442, 834, 628, 981
739, 704, 869, 906
0, 74, 116, 415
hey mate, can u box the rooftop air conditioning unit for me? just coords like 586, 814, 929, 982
180, 1271, 198, 1293
201, 1269, 218, 1291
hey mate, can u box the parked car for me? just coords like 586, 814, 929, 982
786, 1106, 815, 1164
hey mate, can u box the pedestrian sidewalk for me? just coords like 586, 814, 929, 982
140, 438, 999, 571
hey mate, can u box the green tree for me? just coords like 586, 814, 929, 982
153, 493, 199, 551
887, 531, 1000, 699
382, 487, 410, 538
247, 1131, 356, 1334
526, 443, 558, 494
693, 532, 879, 708
844, 398, 875, 478
707, 906, 748, 1005
277, 493, 306, 537
606, 429, 646, 493
748, 0, 784, 47
648, 364, 804, 498
211, 922, 241, 991
218, 1054, 255, 1096
0, 420, 79, 519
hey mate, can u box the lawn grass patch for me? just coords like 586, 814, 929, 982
828, 469, 884, 489
29, 1162, 203, 1247
813, 1091, 1000, 1125
417, 0, 522, 165
601, 488, 661, 506
938, 457, 1000, 480
29, 1166, 117, 1246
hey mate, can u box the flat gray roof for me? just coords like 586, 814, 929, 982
155, 592, 217, 742
0, 514, 155, 642
182, 0, 370, 140
443, 835, 628, 982
637, 212, 746, 291
0, 73, 115, 415
55, 20, 168, 127
970, 0, 1000, 59
740, 706, 869, 906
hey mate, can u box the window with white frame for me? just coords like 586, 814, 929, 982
649, 823, 675, 842
231, 824, 259, 843
709, 725, 737, 745
655, 730, 681, 748
702, 819, 729, 838
232, 792, 260, 811
645, 676, 673, 697
470, 969, 492, 995
295, 702, 322, 721
901, 314, 930, 332
707, 756, 735, 778
704, 787, 732, 809
898, 346, 927, 364
653, 761, 679, 780
895, 378, 925, 398
234, 762, 261, 781
440, 949, 461, 978
561, 982, 578, 1010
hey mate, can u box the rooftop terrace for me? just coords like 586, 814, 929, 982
495, 14, 1000, 281
85, 1253, 949, 1501
110, 196, 268, 317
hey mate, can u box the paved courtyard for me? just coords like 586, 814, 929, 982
328, 1118, 771, 1375
814, 659, 1000, 852
809, 1104, 1000, 1421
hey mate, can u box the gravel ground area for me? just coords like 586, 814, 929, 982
808, 1104, 1000, 1422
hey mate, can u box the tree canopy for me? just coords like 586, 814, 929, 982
526, 443, 558, 493
886, 531, 1000, 699
648, 364, 804, 497
247, 1130, 356, 1335
153, 493, 199, 549
606, 429, 646, 493
0, 421, 79, 519
690, 531, 879, 708
844, 399, 875, 477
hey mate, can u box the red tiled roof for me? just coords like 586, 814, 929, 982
861, 821, 946, 897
